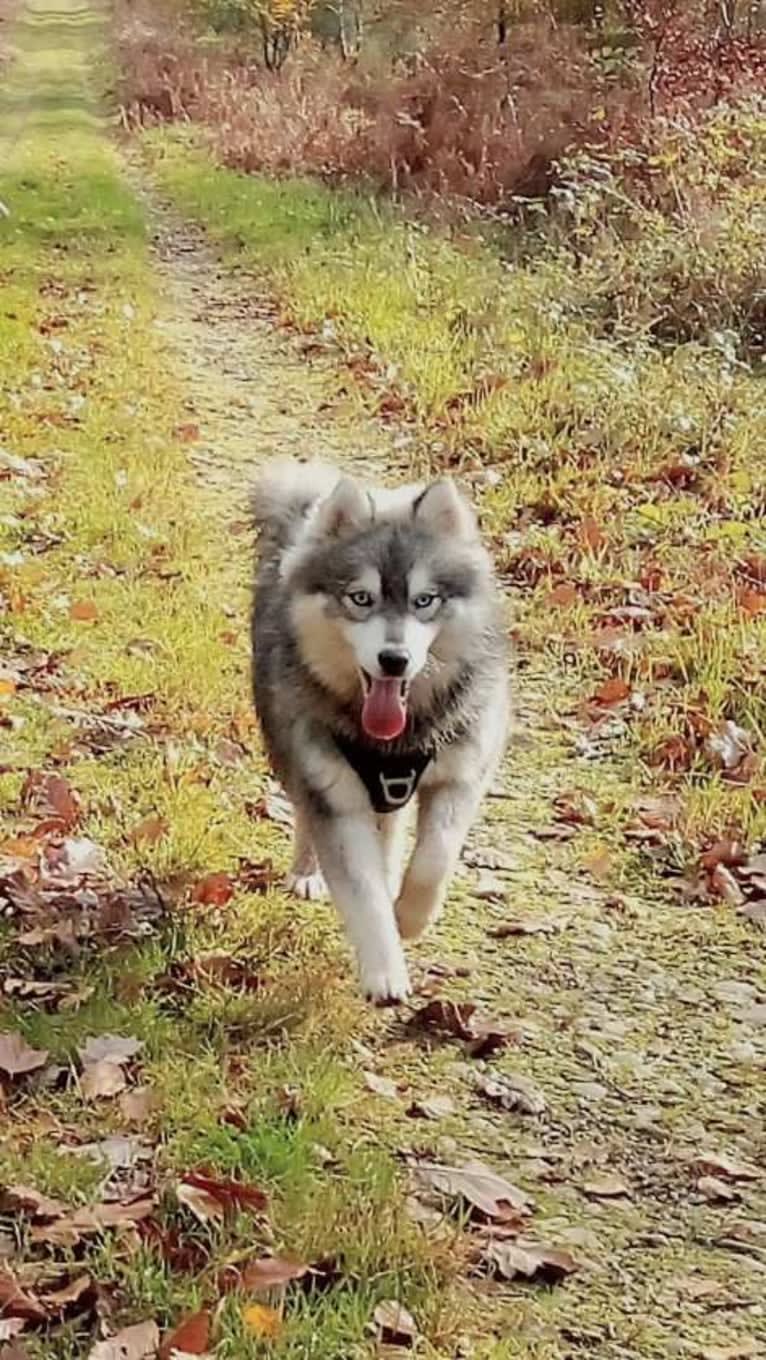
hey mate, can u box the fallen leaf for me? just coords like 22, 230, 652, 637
0, 1031, 48, 1077
582, 1174, 629, 1198
691, 1153, 761, 1182
0, 1267, 46, 1322
548, 582, 578, 607
42, 1274, 93, 1314
0, 678, 17, 699
488, 916, 561, 937
373, 1299, 418, 1346
238, 1257, 309, 1292
414, 1160, 531, 1221
72, 1135, 150, 1171
21, 771, 80, 829
242, 1304, 282, 1339
483, 1238, 580, 1283
119, 1086, 156, 1125
159, 1311, 210, 1359
0, 1339, 30, 1359
78, 1035, 143, 1067
0, 1185, 66, 1219
69, 600, 99, 623
592, 677, 630, 706
88, 1320, 160, 1360
129, 814, 168, 846
704, 720, 751, 773
579, 516, 604, 551
363, 1072, 399, 1100
737, 588, 766, 617
179, 1172, 267, 1217
80, 1060, 127, 1100
174, 423, 201, 444
191, 873, 234, 907
697, 1176, 738, 1203
176, 1183, 223, 1226
407, 999, 477, 1040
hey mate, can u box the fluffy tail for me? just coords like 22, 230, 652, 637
251, 458, 341, 548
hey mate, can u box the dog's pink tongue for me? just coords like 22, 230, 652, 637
362, 678, 407, 741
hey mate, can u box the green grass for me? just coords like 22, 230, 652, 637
146, 118, 766, 856
0, 4, 457, 1356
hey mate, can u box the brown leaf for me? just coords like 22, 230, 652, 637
0, 1031, 48, 1077
0, 1340, 31, 1360
736, 587, 766, 617
42, 1274, 93, 1314
691, 1153, 761, 1183
78, 1035, 143, 1067
592, 677, 630, 706
582, 1173, 629, 1199
129, 814, 168, 846
159, 1310, 210, 1359
414, 1160, 531, 1221
175, 1183, 224, 1226
119, 1086, 156, 1125
191, 873, 234, 907
697, 1176, 738, 1203
488, 916, 561, 937
174, 423, 201, 444
88, 1321, 160, 1360
547, 582, 578, 608
578, 516, 604, 552
69, 600, 99, 623
373, 1300, 418, 1346
407, 999, 477, 1040
484, 1238, 580, 1283
31, 1196, 156, 1248
242, 1304, 282, 1339
0, 1268, 46, 1322
80, 1060, 127, 1100
179, 1172, 267, 1217
0, 1185, 66, 1219
21, 771, 80, 829
238, 1257, 309, 1292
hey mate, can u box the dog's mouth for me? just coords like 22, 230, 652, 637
360, 671, 409, 742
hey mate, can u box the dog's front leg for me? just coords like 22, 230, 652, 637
395, 782, 479, 940
308, 809, 410, 1005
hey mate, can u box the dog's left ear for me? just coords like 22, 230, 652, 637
413, 478, 477, 539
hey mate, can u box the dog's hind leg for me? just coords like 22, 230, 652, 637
286, 808, 327, 901
395, 782, 479, 940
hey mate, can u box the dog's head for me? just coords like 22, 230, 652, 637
283, 475, 494, 741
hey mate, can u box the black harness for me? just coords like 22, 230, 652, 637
334, 735, 433, 814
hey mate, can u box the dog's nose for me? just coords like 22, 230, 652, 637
378, 646, 410, 678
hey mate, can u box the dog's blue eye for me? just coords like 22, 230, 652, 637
348, 590, 374, 609
413, 592, 439, 610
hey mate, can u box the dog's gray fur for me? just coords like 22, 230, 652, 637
252, 458, 509, 1003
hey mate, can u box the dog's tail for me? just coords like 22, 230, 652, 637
251, 458, 341, 548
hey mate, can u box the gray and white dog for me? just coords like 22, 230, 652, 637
252, 459, 509, 1004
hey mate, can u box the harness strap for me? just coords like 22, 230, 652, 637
334, 736, 433, 814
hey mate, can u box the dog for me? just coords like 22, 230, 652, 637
251, 459, 509, 1004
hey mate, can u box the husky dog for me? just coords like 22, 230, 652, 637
252, 460, 509, 1004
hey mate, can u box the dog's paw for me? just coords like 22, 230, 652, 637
286, 869, 327, 901
360, 957, 411, 1008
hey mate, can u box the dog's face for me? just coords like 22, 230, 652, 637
285, 477, 492, 741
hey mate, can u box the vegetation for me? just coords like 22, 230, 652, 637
1, 0, 766, 1356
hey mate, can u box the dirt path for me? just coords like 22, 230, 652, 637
129, 173, 766, 1355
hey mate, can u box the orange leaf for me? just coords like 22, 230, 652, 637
69, 600, 99, 622
160, 1309, 211, 1359
737, 587, 766, 617
129, 814, 168, 845
174, 422, 201, 444
593, 676, 630, 706
0, 677, 17, 699
578, 516, 604, 552
243, 1303, 282, 1339
548, 582, 577, 607
192, 872, 234, 907
582, 846, 613, 881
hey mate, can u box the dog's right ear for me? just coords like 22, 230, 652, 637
315, 476, 372, 538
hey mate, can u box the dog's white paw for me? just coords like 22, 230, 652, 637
286, 870, 327, 901
360, 956, 411, 1008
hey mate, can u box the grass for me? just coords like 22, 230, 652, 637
3, 3, 766, 1358
0, 3, 457, 1355
144, 119, 766, 859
